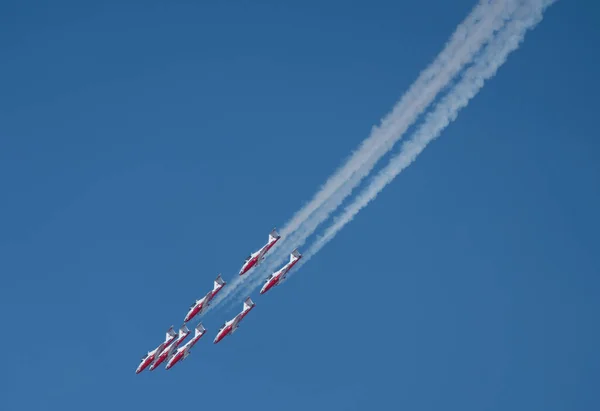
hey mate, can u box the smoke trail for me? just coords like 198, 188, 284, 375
266, 0, 517, 259
223, 0, 525, 306
294, 0, 558, 270
205, 0, 524, 313
279, 0, 513, 240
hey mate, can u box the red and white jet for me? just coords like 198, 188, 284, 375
184, 274, 226, 322
135, 326, 177, 374
165, 323, 207, 370
149, 324, 190, 371
239, 228, 281, 276
213, 297, 255, 344
260, 249, 302, 295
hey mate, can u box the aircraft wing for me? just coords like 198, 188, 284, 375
167, 344, 179, 360
230, 314, 242, 332
154, 343, 165, 359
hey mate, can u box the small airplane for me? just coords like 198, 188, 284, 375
260, 249, 302, 295
184, 274, 226, 322
213, 297, 255, 344
136, 326, 177, 374
239, 228, 281, 276
165, 323, 207, 370
149, 325, 190, 371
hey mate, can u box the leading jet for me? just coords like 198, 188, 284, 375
239, 228, 280, 276
260, 249, 302, 295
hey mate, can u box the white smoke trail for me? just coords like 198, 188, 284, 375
293, 0, 558, 270
222, 0, 525, 306
204, 0, 522, 314
279, 0, 512, 240
265, 0, 517, 257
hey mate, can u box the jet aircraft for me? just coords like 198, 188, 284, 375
213, 297, 255, 344
184, 274, 226, 322
260, 249, 302, 295
239, 228, 280, 276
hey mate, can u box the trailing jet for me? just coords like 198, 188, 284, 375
213, 297, 255, 344
136, 326, 177, 374
260, 249, 302, 295
239, 228, 281, 276
184, 274, 226, 322
149, 325, 190, 371
165, 323, 207, 370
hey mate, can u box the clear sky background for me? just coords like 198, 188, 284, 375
1, 1, 598, 410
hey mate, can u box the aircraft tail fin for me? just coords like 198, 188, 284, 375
195, 323, 206, 337
178, 324, 190, 339
243, 297, 255, 311
269, 228, 280, 242
165, 326, 176, 342
290, 248, 301, 262
214, 274, 225, 290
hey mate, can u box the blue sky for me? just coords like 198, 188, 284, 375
1, 0, 598, 410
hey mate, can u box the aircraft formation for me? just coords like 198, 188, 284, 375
136, 228, 303, 373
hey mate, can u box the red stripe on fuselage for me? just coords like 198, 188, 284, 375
264, 238, 278, 253
239, 237, 279, 275
214, 325, 232, 343
239, 257, 258, 275
187, 335, 202, 350
185, 305, 201, 322
150, 351, 168, 370
163, 336, 176, 350
237, 308, 252, 322
261, 257, 300, 294
260, 278, 277, 294
136, 355, 154, 373
286, 257, 300, 271
166, 351, 184, 369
